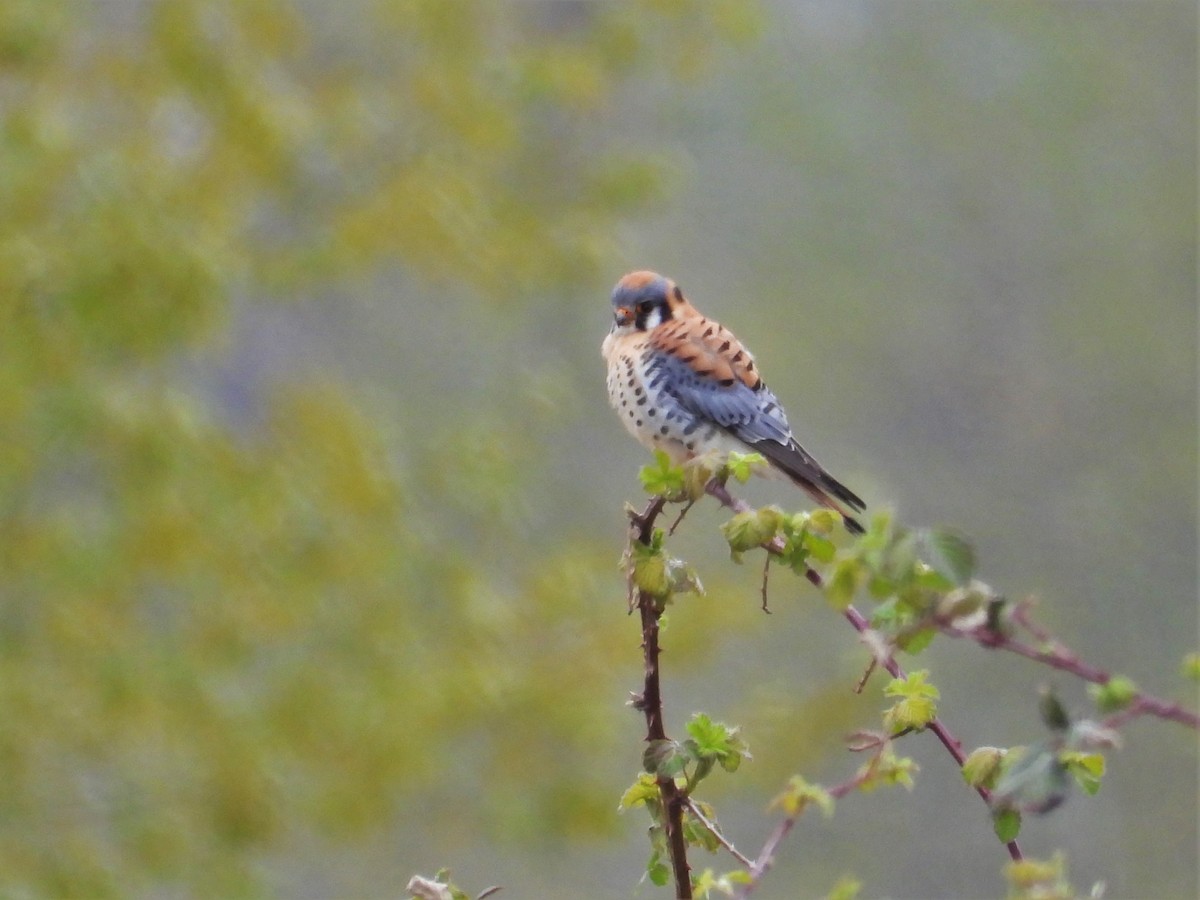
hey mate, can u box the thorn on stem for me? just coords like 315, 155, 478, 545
668, 499, 696, 536
760, 554, 772, 613
854, 656, 878, 694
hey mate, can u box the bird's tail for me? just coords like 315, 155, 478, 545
798, 474, 866, 536
751, 439, 866, 535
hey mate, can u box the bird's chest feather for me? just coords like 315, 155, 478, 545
603, 332, 720, 457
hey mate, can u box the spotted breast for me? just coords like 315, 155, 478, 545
603, 330, 729, 460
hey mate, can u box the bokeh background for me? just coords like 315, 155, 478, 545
1, 1, 1195, 897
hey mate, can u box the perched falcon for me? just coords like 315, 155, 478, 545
602, 270, 865, 535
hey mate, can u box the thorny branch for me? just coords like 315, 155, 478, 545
627, 495, 693, 899
840, 605, 1024, 857
704, 481, 1197, 729
629, 478, 1196, 898
682, 797, 752, 869
938, 601, 1200, 730
737, 736, 901, 899
704, 479, 1025, 871
705, 477, 1198, 892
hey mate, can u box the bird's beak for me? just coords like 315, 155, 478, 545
613, 306, 633, 327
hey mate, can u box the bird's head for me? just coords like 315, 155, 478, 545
609, 271, 692, 332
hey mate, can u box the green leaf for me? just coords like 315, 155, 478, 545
881, 530, 919, 585
866, 572, 896, 600
681, 459, 715, 500
719, 506, 784, 558
631, 543, 672, 599
643, 739, 687, 778
895, 626, 936, 655
648, 822, 667, 855
639, 449, 687, 498
869, 597, 903, 631
685, 713, 727, 752
1182, 652, 1200, 681
646, 851, 670, 887
894, 583, 937, 617
685, 713, 750, 773
808, 508, 838, 535
781, 541, 811, 576
910, 563, 956, 595
1004, 853, 1074, 899
770, 775, 835, 818
1038, 686, 1071, 732
755, 506, 785, 539
858, 743, 918, 791
682, 804, 722, 853
684, 747, 715, 787
961, 746, 1006, 790
993, 808, 1022, 843
803, 531, 837, 565
693, 868, 752, 898
882, 670, 940, 732
692, 868, 719, 898
619, 773, 660, 810
825, 875, 863, 900
1060, 750, 1105, 795
937, 583, 991, 621
918, 527, 976, 586
825, 557, 864, 610
991, 743, 1069, 814
720, 511, 756, 560
1088, 675, 1137, 713
724, 451, 766, 483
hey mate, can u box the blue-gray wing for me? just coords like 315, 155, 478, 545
647, 347, 866, 528
649, 349, 794, 444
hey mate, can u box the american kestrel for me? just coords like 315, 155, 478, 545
602, 270, 865, 535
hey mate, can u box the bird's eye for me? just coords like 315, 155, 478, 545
637, 300, 654, 314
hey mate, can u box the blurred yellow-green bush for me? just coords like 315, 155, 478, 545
0, 2, 764, 894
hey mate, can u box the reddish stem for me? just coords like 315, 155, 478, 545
704, 481, 1024, 865
839, 606, 1023, 861
628, 496, 692, 899
938, 606, 1199, 730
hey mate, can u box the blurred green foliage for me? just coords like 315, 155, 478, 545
0, 1, 760, 895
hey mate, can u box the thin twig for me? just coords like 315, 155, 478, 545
838, 608, 1022, 860
739, 817, 794, 897
1012, 600, 1054, 643
682, 797, 752, 868
738, 746, 886, 897
668, 498, 697, 536
937, 615, 1200, 730
853, 656, 878, 694
760, 554, 771, 613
